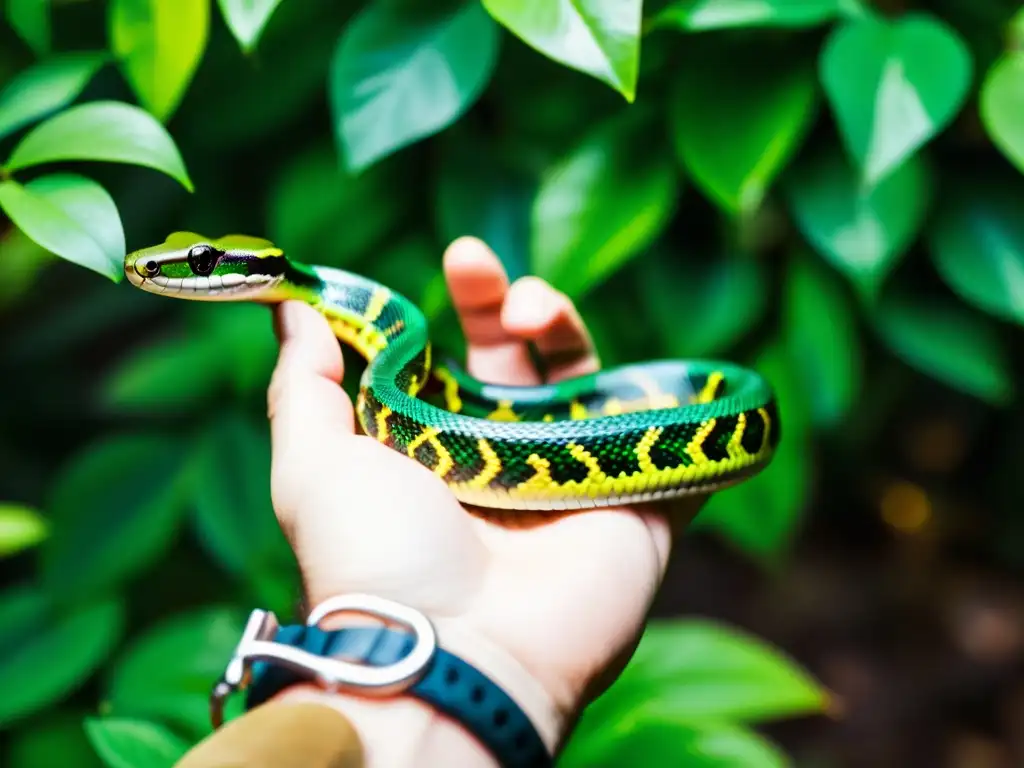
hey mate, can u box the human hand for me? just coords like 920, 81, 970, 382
266, 237, 704, 765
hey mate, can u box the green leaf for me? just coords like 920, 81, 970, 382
482, 0, 642, 101
607, 619, 827, 723
0, 585, 125, 727
561, 719, 787, 768
929, 177, 1024, 326
639, 250, 769, 358
0, 52, 108, 142
268, 143, 410, 268
531, 111, 680, 299
652, 0, 856, 32
698, 344, 811, 558
103, 331, 226, 412
109, 0, 210, 121
188, 413, 297, 609
670, 51, 817, 214
785, 142, 930, 298
0, 174, 126, 281
873, 295, 1013, 406
217, 0, 284, 52
0, 502, 48, 557
330, 0, 500, 172
784, 253, 861, 427
8, 713, 105, 768
435, 130, 533, 281
980, 53, 1024, 175
819, 12, 973, 185
42, 433, 189, 600
6, 0, 50, 56
5, 101, 193, 191
106, 607, 247, 737
84, 718, 189, 768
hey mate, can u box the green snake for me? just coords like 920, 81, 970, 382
125, 233, 780, 511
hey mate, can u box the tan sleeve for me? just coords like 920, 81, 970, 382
174, 701, 364, 768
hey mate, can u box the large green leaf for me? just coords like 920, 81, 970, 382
435, 130, 533, 281
980, 53, 1024, 175
639, 250, 769, 358
819, 12, 973, 185
0, 502, 48, 557
483, 0, 642, 101
670, 51, 817, 214
0, 52, 107, 142
84, 718, 189, 768
103, 331, 226, 413
0, 585, 125, 727
698, 343, 811, 559
5, 101, 193, 191
604, 620, 826, 722
188, 412, 297, 611
652, 0, 857, 32
0, 174, 126, 281
873, 295, 1013, 406
109, 0, 209, 121
268, 143, 409, 267
330, 0, 500, 172
217, 0, 284, 52
105, 607, 247, 737
42, 433, 190, 600
784, 253, 861, 427
8, 713, 105, 768
785, 142, 930, 298
561, 720, 787, 768
928, 178, 1024, 326
531, 111, 680, 299
6, 0, 50, 56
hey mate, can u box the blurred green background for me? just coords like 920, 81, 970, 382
2, 0, 1024, 765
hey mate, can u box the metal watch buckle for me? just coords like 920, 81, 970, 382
209, 593, 437, 728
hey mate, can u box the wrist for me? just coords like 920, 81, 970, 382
234, 599, 565, 767
275, 685, 498, 768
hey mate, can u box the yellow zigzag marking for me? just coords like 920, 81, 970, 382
686, 419, 717, 465
406, 427, 453, 479
727, 412, 748, 460
488, 400, 519, 421
567, 443, 606, 485
433, 367, 462, 413
694, 372, 724, 404
519, 454, 554, 492
467, 439, 502, 489
375, 405, 392, 442
635, 426, 664, 475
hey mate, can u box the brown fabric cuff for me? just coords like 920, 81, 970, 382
174, 701, 364, 768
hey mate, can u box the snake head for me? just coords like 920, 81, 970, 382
124, 232, 291, 301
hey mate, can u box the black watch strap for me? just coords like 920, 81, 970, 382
245, 624, 552, 768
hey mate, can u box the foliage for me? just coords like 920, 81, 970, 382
1, 0, 1022, 764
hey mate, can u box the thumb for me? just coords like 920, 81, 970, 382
268, 301, 355, 528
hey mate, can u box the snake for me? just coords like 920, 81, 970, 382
124, 233, 780, 511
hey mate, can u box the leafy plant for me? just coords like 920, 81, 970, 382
2, 0, 1023, 764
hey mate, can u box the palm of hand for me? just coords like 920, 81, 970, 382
267, 238, 698, 719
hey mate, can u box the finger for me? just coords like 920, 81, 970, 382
268, 301, 355, 528
502, 277, 600, 382
443, 237, 541, 386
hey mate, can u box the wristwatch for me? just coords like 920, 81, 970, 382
210, 594, 553, 768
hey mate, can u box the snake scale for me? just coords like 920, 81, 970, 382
125, 233, 780, 511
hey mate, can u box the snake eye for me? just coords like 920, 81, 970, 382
141, 259, 161, 278
187, 245, 219, 277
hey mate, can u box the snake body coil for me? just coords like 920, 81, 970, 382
126, 234, 780, 510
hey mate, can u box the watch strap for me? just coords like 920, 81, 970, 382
245, 624, 552, 768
